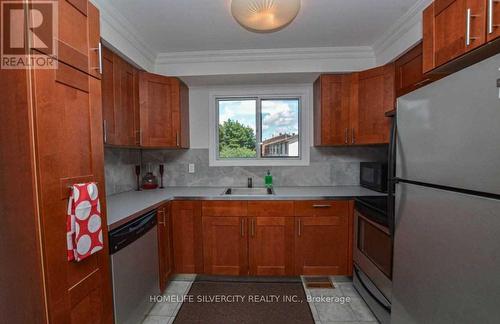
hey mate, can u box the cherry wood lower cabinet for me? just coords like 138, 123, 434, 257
171, 201, 203, 273
200, 201, 352, 276
249, 217, 295, 276
157, 202, 174, 292
202, 216, 249, 275
294, 201, 354, 276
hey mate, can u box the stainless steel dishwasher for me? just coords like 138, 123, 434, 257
109, 210, 159, 324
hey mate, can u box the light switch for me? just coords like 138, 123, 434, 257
188, 163, 195, 174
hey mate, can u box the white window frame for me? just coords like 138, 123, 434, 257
209, 86, 310, 167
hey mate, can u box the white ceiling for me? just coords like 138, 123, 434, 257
108, 0, 418, 53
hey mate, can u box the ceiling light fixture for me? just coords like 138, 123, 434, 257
231, 0, 301, 33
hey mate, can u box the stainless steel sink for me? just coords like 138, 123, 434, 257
223, 187, 274, 196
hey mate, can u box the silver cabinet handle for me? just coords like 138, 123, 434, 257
298, 218, 302, 237
92, 42, 103, 74
466, 8, 472, 46
313, 204, 332, 208
103, 119, 107, 144
98, 42, 103, 74
176, 132, 180, 147
466, 9, 479, 46
251, 219, 255, 237
344, 128, 348, 144
352, 128, 355, 144
241, 218, 245, 237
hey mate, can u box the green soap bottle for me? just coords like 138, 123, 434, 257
265, 170, 273, 188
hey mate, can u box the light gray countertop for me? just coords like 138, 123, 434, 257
106, 186, 385, 230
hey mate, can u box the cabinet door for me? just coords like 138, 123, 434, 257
101, 46, 117, 145
139, 72, 180, 148
248, 217, 295, 276
351, 64, 394, 145
433, 0, 487, 67
313, 75, 351, 146
423, 4, 436, 73
33, 60, 113, 323
295, 209, 350, 276
171, 201, 203, 273
487, 0, 500, 41
115, 58, 139, 146
87, 3, 101, 80
30, 0, 100, 77
158, 203, 173, 292
395, 43, 428, 97
203, 217, 248, 275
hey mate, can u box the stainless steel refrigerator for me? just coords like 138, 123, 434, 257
391, 54, 500, 323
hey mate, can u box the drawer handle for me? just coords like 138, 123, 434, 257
313, 204, 332, 208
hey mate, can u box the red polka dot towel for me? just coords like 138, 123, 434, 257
66, 183, 103, 262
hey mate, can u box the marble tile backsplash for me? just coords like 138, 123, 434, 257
104, 147, 387, 196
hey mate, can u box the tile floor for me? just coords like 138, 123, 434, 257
142, 275, 379, 324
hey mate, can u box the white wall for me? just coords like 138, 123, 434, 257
188, 84, 314, 150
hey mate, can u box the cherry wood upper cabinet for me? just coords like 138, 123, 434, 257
31, 0, 102, 77
139, 72, 190, 148
294, 201, 352, 276
350, 64, 394, 145
158, 202, 174, 293
114, 56, 140, 146
487, 0, 500, 41
101, 47, 117, 145
395, 42, 444, 98
101, 46, 139, 147
423, 0, 498, 73
171, 201, 203, 274
313, 66, 393, 147
313, 75, 351, 146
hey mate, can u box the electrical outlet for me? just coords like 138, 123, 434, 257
188, 163, 195, 174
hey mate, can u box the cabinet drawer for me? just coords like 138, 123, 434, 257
294, 200, 350, 217
202, 201, 247, 217
247, 201, 294, 217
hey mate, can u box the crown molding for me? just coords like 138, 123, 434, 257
154, 47, 376, 76
90, 0, 156, 70
372, 0, 433, 64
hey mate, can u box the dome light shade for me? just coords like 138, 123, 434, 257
231, 0, 301, 33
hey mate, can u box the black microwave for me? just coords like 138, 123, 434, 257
360, 162, 388, 193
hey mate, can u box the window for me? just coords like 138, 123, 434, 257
210, 88, 310, 167
217, 97, 301, 161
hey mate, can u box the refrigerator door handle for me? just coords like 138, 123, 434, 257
387, 116, 397, 237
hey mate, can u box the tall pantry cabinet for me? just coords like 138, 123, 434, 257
0, 1, 113, 323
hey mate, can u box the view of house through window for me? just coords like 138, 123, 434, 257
217, 98, 300, 160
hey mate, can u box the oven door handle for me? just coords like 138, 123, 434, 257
354, 266, 391, 313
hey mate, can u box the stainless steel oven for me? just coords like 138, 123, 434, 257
353, 197, 392, 324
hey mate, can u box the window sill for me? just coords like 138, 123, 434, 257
209, 156, 310, 167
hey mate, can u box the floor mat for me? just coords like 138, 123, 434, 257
173, 277, 314, 324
